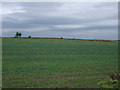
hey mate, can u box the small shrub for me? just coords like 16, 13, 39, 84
97, 72, 120, 88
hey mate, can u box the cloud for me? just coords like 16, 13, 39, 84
1, 2, 118, 40
54, 25, 87, 29
1, 2, 26, 15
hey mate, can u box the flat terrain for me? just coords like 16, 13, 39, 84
2, 38, 118, 88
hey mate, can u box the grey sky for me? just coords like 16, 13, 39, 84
2, 2, 118, 40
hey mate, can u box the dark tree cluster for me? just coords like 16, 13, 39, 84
14, 32, 22, 38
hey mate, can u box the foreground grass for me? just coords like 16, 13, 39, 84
2, 38, 118, 88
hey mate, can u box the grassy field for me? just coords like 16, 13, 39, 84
2, 38, 118, 88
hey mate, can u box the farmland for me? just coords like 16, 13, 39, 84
2, 38, 118, 88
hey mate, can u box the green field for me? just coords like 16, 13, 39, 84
2, 38, 118, 88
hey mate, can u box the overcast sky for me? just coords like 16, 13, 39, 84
1, 2, 118, 40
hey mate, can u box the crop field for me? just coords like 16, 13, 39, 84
2, 38, 118, 88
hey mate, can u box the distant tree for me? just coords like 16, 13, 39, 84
28, 36, 31, 38
14, 32, 22, 38
19, 33, 22, 37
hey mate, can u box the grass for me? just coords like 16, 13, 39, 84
2, 38, 118, 88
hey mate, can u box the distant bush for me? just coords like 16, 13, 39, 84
28, 36, 31, 38
61, 37, 63, 39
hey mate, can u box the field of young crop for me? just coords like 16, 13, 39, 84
2, 38, 118, 88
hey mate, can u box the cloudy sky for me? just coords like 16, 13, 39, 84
1, 2, 118, 40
